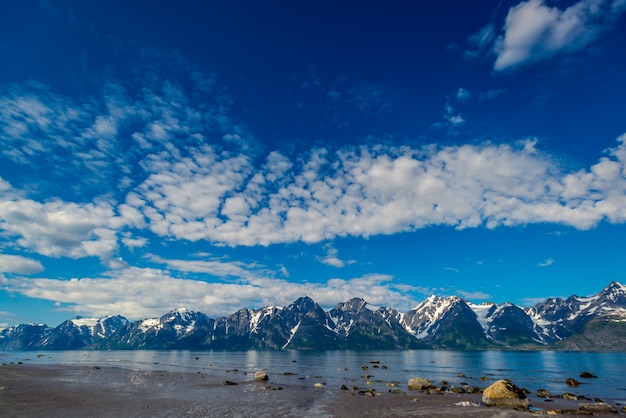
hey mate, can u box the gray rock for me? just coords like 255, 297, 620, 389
579, 402, 618, 413
254, 371, 269, 381
407, 377, 432, 391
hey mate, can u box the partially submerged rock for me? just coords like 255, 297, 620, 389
407, 377, 432, 391
482, 379, 529, 410
254, 371, 269, 381
566, 377, 581, 387
579, 402, 618, 413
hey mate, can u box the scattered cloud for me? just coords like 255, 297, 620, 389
319, 245, 356, 268
458, 290, 493, 300
538, 257, 554, 267
0, 254, 44, 275
479, 89, 507, 100
444, 267, 460, 273
456, 87, 471, 101
465, 0, 626, 71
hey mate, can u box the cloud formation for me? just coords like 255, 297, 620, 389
0, 254, 44, 275
3, 267, 419, 319
127, 134, 626, 247
466, 0, 626, 71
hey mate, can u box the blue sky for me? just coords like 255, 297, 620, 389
1, 0, 625, 327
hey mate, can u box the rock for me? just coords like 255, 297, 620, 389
359, 389, 375, 396
340, 384, 349, 390
579, 402, 618, 413
537, 389, 551, 398
566, 378, 580, 387
222, 380, 238, 385
482, 379, 530, 410
314, 382, 325, 388
254, 371, 269, 381
579, 371, 597, 378
622, 405, 626, 413
388, 388, 406, 395
546, 409, 592, 415
562, 393, 578, 400
407, 377, 432, 391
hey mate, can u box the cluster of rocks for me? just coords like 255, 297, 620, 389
219, 364, 625, 415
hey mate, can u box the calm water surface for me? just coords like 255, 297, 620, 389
3, 350, 626, 402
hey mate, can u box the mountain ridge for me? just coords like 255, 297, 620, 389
2, 281, 625, 351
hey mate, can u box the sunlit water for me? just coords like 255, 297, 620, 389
2, 350, 626, 402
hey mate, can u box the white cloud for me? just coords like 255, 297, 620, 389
458, 290, 492, 300
3, 267, 418, 319
456, 88, 471, 101
493, 0, 626, 71
126, 134, 626, 246
318, 246, 356, 268
538, 257, 554, 267
0, 254, 44, 274
0, 183, 124, 261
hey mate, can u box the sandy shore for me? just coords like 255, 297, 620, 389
1, 363, 623, 417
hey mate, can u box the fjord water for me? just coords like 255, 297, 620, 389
4, 350, 626, 402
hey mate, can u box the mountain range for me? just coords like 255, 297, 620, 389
2, 281, 625, 351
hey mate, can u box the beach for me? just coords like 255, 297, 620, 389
1, 363, 624, 417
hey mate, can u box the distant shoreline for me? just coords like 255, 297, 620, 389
1, 363, 623, 417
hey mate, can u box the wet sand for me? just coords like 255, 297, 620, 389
1, 363, 623, 417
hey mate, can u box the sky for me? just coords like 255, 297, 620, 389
1, 0, 625, 327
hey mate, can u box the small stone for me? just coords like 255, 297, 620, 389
412, 397, 420, 402
223, 380, 238, 385
562, 393, 578, 400
340, 384, 349, 390
579, 371, 597, 378
92, 365, 100, 370
537, 389, 551, 398
388, 388, 406, 395
254, 371, 269, 381
314, 382, 325, 388
566, 378, 580, 387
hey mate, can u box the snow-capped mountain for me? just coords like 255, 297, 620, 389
401, 295, 492, 349
328, 298, 424, 349
1, 281, 625, 351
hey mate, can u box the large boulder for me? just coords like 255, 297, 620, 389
407, 377, 432, 391
254, 371, 269, 381
482, 379, 529, 410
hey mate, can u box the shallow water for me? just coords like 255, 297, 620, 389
2, 350, 625, 403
